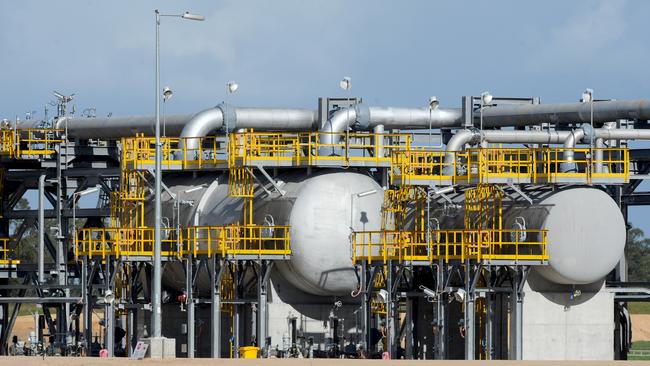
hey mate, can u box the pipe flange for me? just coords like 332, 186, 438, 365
217, 102, 237, 132
580, 123, 596, 142
354, 104, 370, 130
467, 128, 484, 146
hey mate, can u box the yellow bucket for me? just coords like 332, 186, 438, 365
239, 346, 260, 359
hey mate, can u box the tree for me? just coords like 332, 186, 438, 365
11, 198, 38, 264
10, 198, 57, 265
625, 227, 650, 282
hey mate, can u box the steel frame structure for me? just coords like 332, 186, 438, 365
0, 97, 646, 360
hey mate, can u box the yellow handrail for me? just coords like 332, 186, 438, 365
0, 128, 63, 159
391, 147, 629, 185
351, 229, 548, 264
121, 131, 413, 170
74, 225, 291, 260
0, 238, 19, 265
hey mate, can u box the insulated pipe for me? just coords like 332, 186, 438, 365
594, 122, 615, 174
482, 130, 571, 145
560, 129, 585, 172
594, 128, 650, 140
177, 108, 225, 159
444, 127, 650, 177
595, 138, 605, 174
56, 115, 192, 140
443, 130, 572, 175
561, 126, 650, 173
319, 105, 463, 154
318, 107, 356, 156
593, 128, 650, 173
51, 98, 650, 139
373, 124, 385, 158
362, 106, 462, 129
442, 129, 481, 175
179, 105, 318, 155
480, 99, 650, 127
234, 107, 317, 131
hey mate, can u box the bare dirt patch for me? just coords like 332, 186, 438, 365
632, 314, 650, 342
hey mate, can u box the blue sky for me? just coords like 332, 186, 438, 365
1, 0, 650, 230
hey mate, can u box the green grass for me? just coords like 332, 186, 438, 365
626, 304, 650, 359
628, 302, 650, 314
631, 341, 650, 350
17, 303, 40, 316
629, 342, 650, 360
629, 354, 650, 360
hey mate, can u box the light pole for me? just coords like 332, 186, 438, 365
72, 186, 100, 255
154, 9, 204, 340
73, 185, 100, 353
340, 77, 352, 160
162, 86, 173, 137
582, 88, 594, 148
428, 96, 440, 148
480, 91, 493, 131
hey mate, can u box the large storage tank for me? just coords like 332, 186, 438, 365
156, 170, 383, 296
157, 173, 624, 295
504, 187, 626, 285
435, 187, 625, 285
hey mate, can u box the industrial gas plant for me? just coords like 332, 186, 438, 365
0, 83, 649, 360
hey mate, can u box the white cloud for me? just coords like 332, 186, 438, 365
528, 0, 629, 69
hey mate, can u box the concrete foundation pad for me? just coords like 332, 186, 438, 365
143, 337, 176, 359
0, 357, 633, 365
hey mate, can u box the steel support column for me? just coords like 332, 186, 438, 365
464, 261, 475, 360
436, 261, 445, 359
56, 142, 69, 348
511, 266, 524, 360
514, 266, 528, 360
257, 260, 273, 356
105, 258, 114, 357
186, 257, 195, 358
81, 257, 90, 350
386, 261, 395, 357
211, 258, 225, 358
404, 296, 413, 359
38, 173, 45, 283
233, 263, 240, 358
360, 261, 375, 355
486, 289, 494, 359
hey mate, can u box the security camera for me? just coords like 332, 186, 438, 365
377, 289, 389, 303
419, 285, 437, 300
454, 288, 466, 303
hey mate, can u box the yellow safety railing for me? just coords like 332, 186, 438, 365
351, 229, 548, 264
230, 131, 412, 167
0, 238, 19, 265
391, 147, 629, 185
390, 150, 469, 186
179, 225, 291, 258
0, 128, 63, 159
75, 225, 291, 259
75, 227, 178, 259
0, 130, 14, 157
470, 148, 537, 184
121, 131, 411, 170
121, 134, 228, 170
536, 147, 629, 183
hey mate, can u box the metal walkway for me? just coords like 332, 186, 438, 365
390, 148, 629, 186
75, 225, 291, 260
121, 132, 630, 186
352, 228, 548, 265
